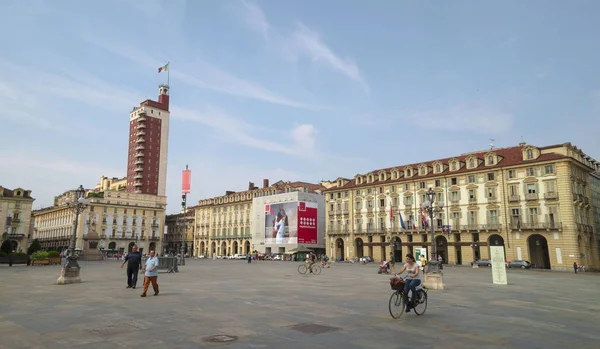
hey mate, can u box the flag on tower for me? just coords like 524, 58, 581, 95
158, 63, 169, 73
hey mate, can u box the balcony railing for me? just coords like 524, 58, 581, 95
135, 166, 143, 172
508, 195, 520, 202
135, 152, 144, 158
487, 196, 498, 202
544, 192, 558, 200
135, 145, 145, 151
11, 218, 21, 223
511, 222, 562, 230
468, 197, 477, 203
136, 137, 145, 143
149, 236, 160, 241
525, 193, 539, 201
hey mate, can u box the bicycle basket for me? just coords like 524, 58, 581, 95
390, 278, 405, 290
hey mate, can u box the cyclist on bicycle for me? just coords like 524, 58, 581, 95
307, 252, 317, 273
392, 253, 421, 312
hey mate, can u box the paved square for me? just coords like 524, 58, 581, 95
1, 260, 599, 349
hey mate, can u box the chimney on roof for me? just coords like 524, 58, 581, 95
263, 179, 269, 188
248, 182, 254, 190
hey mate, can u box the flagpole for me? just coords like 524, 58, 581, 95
167, 61, 170, 86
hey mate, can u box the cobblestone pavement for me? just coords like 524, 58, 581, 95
1, 260, 599, 349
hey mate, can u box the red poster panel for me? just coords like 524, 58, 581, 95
297, 201, 318, 244
182, 169, 191, 194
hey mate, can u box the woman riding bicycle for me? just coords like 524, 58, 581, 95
392, 253, 422, 312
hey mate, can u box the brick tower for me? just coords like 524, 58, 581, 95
126, 85, 170, 196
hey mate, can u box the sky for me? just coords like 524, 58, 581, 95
1, 0, 599, 213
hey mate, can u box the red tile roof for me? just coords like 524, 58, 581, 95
324, 144, 569, 192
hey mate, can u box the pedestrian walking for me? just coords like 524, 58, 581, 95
573, 261, 578, 274
247, 252, 251, 264
121, 245, 142, 289
141, 250, 159, 297
389, 253, 396, 274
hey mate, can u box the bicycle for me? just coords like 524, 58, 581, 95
388, 276, 428, 319
298, 261, 321, 275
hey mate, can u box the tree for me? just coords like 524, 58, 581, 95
27, 239, 42, 255
1, 240, 12, 255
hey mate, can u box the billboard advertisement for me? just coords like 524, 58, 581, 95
264, 201, 318, 244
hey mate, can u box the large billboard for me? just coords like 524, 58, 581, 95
264, 201, 318, 244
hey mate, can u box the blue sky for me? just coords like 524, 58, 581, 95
1, 0, 599, 213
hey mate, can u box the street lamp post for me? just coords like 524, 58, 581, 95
422, 187, 445, 274
471, 242, 479, 268
57, 185, 90, 285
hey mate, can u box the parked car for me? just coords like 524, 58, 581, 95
507, 260, 531, 269
233, 254, 245, 260
471, 259, 492, 267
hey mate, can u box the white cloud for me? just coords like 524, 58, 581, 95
290, 23, 369, 92
0, 60, 142, 114
238, 2, 368, 92
173, 106, 319, 156
0, 150, 122, 209
240, 0, 270, 42
406, 103, 514, 134
82, 36, 322, 110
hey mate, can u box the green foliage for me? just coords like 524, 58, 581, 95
1, 240, 12, 254
87, 191, 104, 198
0, 251, 7, 257
47, 251, 60, 258
27, 239, 42, 255
31, 251, 49, 260
10, 252, 27, 257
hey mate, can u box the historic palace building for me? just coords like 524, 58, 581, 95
323, 142, 600, 271
32, 181, 166, 255
192, 179, 323, 258
164, 207, 196, 256
0, 187, 35, 253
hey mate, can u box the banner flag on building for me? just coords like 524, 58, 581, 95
399, 212, 406, 230
420, 208, 429, 228
389, 205, 394, 221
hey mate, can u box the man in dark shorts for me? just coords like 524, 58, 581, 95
121, 245, 142, 289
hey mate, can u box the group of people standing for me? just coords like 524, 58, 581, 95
120, 246, 160, 297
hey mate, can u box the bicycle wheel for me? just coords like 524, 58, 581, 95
412, 289, 428, 316
388, 291, 405, 319
312, 265, 321, 275
298, 264, 307, 274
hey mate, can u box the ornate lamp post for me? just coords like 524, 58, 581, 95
57, 185, 90, 285
471, 242, 479, 268
422, 187, 445, 273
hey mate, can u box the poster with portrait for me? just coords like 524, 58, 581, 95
264, 202, 298, 244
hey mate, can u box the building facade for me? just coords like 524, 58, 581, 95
323, 142, 600, 271
590, 170, 600, 263
126, 85, 170, 196
165, 208, 195, 256
32, 185, 166, 255
0, 187, 35, 253
193, 179, 324, 258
